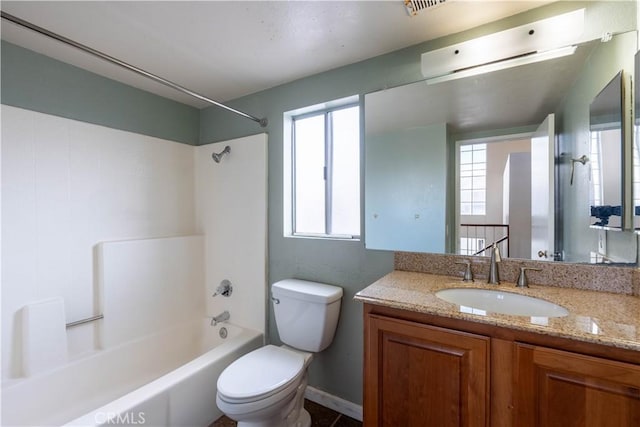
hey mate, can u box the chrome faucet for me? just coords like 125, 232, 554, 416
487, 243, 501, 284
211, 310, 230, 326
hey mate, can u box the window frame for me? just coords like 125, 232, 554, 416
590, 130, 604, 206
288, 102, 361, 240
459, 142, 488, 216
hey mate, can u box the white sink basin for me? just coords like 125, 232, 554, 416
435, 288, 569, 318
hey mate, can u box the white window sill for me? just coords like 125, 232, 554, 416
285, 233, 361, 242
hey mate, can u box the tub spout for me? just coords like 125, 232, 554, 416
211, 311, 230, 326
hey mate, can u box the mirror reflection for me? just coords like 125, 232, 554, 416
589, 71, 623, 229
365, 29, 638, 264
457, 114, 554, 261
634, 51, 640, 231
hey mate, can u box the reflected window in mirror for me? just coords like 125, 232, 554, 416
590, 131, 603, 206
634, 50, 640, 231
459, 143, 487, 216
633, 132, 640, 215
459, 237, 486, 256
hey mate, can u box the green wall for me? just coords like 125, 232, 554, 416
199, 1, 636, 405
366, 124, 448, 253
1, 41, 200, 145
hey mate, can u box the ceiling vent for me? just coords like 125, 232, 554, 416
404, 0, 448, 16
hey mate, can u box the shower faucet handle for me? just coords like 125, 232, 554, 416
213, 279, 233, 297
212, 145, 231, 163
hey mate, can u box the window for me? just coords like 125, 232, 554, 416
459, 237, 485, 256
286, 102, 360, 239
590, 131, 603, 206
633, 126, 640, 207
459, 143, 487, 215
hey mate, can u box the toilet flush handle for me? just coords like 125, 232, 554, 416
271, 296, 280, 304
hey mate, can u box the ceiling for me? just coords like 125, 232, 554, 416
1, 1, 550, 108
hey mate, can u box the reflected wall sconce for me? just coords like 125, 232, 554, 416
421, 8, 584, 83
426, 46, 577, 85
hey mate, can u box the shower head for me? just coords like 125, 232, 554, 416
212, 146, 231, 163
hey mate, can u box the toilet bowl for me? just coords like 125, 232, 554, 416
216, 345, 312, 427
216, 279, 343, 427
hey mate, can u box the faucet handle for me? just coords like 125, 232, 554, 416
213, 279, 233, 297
455, 261, 474, 282
516, 267, 542, 288
493, 244, 502, 263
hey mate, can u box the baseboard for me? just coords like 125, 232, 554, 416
304, 386, 363, 422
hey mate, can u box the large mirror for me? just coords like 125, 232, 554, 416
365, 26, 638, 264
634, 50, 640, 231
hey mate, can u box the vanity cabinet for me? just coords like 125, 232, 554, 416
514, 344, 640, 426
365, 314, 489, 426
363, 304, 640, 427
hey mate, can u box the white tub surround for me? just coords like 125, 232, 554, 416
20, 297, 68, 376
1, 105, 196, 377
195, 133, 268, 334
97, 236, 205, 348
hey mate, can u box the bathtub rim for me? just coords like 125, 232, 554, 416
1, 318, 262, 427
64, 324, 262, 426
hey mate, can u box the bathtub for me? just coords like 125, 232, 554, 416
1, 319, 262, 426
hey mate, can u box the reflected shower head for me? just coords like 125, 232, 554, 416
212, 146, 231, 163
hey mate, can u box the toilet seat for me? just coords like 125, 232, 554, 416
217, 345, 305, 404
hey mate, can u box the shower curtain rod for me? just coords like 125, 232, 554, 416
1, 11, 268, 127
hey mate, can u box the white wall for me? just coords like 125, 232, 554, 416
503, 152, 532, 259
1, 105, 196, 379
97, 236, 205, 348
195, 134, 268, 335
487, 139, 530, 223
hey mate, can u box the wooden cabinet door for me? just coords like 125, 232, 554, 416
364, 314, 490, 427
514, 343, 640, 427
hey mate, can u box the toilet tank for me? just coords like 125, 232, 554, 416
272, 279, 343, 352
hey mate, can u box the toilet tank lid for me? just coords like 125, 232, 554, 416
272, 279, 343, 303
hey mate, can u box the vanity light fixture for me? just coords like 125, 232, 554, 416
421, 8, 584, 83
425, 45, 577, 85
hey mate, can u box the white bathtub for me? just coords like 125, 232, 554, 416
1, 319, 262, 426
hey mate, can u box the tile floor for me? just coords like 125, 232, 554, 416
209, 399, 362, 427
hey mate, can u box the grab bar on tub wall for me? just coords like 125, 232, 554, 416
65, 314, 104, 329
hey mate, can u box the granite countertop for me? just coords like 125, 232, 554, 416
355, 270, 640, 352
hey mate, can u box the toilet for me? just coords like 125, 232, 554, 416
216, 279, 343, 427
